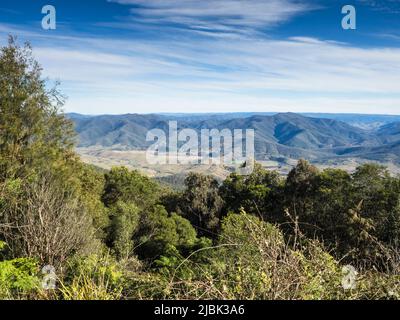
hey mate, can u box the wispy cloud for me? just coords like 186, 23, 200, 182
358, 0, 400, 13
0, 8, 20, 15
108, 0, 315, 36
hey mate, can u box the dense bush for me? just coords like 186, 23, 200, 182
0, 242, 40, 299
136, 205, 198, 261
107, 201, 140, 260
174, 173, 224, 237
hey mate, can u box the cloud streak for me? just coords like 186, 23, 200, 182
109, 0, 314, 36
358, 0, 400, 13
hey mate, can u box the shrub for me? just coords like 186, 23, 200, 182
60, 254, 124, 300
136, 206, 198, 261
108, 201, 140, 260
0, 242, 40, 299
0, 175, 99, 268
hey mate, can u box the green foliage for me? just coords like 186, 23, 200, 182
176, 173, 224, 237
351, 164, 400, 246
108, 201, 140, 260
102, 167, 160, 209
282, 160, 400, 266
60, 254, 124, 300
294, 244, 343, 300
0, 258, 40, 299
148, 212, 344, 300
0, 37, 101, 268
215, 212, 287, 299
0, 242, 40, 299
76, 163, 109, 239
171, 213, 197, 247
284, 159, 320, 220
137, 205, 198, 261
138, 205, 178, 260
0, 36, 75, 182
354, 271, 400, 300
221, 163, 283, 220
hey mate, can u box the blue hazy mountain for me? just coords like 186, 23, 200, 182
68, 112, 400, 164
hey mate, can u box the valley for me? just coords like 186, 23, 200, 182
72, 112, 400, 184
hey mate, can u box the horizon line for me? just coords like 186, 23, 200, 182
65, 111, 400, 117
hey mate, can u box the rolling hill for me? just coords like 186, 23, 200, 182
68, 112, 400, 166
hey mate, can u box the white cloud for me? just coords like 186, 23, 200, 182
2, 22, 400, 115
109, 0, 314, 35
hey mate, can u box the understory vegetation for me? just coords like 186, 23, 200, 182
0, 38, 399, 300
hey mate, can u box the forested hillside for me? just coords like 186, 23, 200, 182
70, 111, 400, 166
1, 38, 399, 300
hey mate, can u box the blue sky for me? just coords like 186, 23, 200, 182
1, 0, 400, 114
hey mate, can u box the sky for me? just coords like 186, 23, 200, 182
1, 0, 400, 115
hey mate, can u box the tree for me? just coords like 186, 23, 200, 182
0, 37, 103, 268
220, 163, 283, 221
351, 164, 400, 242
75, 164, 109, 239
281, 161, 400, 267
285, 160, 319, 202
283, 160, 320, 234
107, 201, 140, 260
171, 213, 197, 247
102, 167, 160, 209
0, 36, 75, 182
136, 205, 198, 260
177, 173, 224, 237
348, 164, 400, 264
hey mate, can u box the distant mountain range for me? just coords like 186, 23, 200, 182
68, 112, 400, 166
